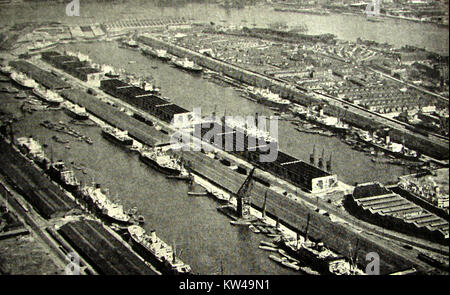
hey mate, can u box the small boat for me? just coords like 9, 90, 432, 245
269, 255, 283, 263
258, 245, 278, 252
260, 240, 278, 248
187, 191, 208, 196
248, 225, 261, 233
281, 260, 300, 271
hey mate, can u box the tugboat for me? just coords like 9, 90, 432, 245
32, 86, 64, 106
171, 57, 202, 73
127, 225, 192, 275
121, 38, 139, 50
10, 71, 38, 89
78, 184, 132, 225
101, 126, 134, 146
139, 147, 183, 176
47, 160, 81, 193
65, 104, 89, 120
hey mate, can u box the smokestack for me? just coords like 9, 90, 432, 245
385, 135, 390, 145
310, 144, 316, 166
318, 148, 325, 169
326, 152, 332, 172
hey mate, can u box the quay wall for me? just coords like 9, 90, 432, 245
138, 36, 449, 160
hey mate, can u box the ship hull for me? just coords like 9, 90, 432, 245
358, 137, 419, 161
142, 49, 171, 61
249, 92, 290, 112
277, 241, 335, 275
172, 62, 202, 74
10, 77, 34, 89
305, 116, 349, 135
128, 235, 188, 275
47, 167, 80, 194
101, 130, 134, 146
139, 153, 181, 176
75, 190, 133, 225
65, 108, 89, 120
32, 89, 62, 106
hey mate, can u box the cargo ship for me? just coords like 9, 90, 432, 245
305, 110, 350, 134
47, 160, 81, 193
16, 136, 51, 170
247, 87, 291, 111
171, 57, 202, 73
78, 184, 132, 225
273, 215, 364, 275
32, 87, 64, 105
65, 104, 89, 120
10, 71, 38, 89
127, 225, 192, 275
139, 147, 182, 176
101, 126, 134, 146
141, 45, 171, 61
355, 129, 419, 161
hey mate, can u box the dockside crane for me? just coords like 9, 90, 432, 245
236, 167, 256, 219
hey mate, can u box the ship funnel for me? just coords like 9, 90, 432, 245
326, 152, 332, 172
310, 144, 316, 166
318, 148, 324, 169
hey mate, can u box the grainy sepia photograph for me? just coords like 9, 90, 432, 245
0, 0, 448, 283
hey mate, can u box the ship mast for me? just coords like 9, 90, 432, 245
236, 167, 255, 219
262, 190, 268, 220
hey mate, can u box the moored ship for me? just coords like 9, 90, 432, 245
355, 129, 419, 161
305, 109, 350, 134
65, 103, 89, 120
10, 71, 38, 89
127, 225, 192, 275
171, 57, 202, 73
16, 136, 51, 170
78, 184, 132, 225
101, 126, 134, 146
32, 87, 64, 105
48, 160, 81, 193
141, 45, 171, 61
139, 147, 183, 176
247, 87, 291, 111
